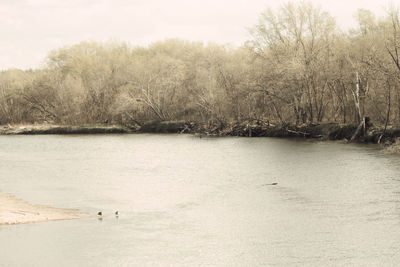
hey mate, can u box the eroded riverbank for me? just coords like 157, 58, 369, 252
1, 121, 400, 146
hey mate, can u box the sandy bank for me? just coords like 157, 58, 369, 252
0, 192, 84, 225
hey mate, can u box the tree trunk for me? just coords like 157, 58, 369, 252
352, 71, 362, 124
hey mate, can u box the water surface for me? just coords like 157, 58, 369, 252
0, 135, 400, 266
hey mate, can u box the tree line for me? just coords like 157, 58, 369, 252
1, 2, 400, 129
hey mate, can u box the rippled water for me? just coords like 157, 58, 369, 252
0, 134, 400, 266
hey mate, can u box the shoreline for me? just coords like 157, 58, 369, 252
0, 192, 85, 225
1, 122, 400, 148
0, 122, 398, 143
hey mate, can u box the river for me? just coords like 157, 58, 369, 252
0, 134, 400, 266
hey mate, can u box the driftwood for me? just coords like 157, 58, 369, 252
286, 129, 311, 136
378, 134, 384, 144
179, 125, 190, 134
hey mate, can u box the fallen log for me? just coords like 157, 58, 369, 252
286, 129, 311, 136
350, 118, 365, 142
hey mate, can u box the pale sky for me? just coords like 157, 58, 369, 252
0, 0, 392, 70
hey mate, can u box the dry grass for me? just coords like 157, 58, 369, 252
384, 139, 400, 155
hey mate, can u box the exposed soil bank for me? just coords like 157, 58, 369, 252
1, 121, 399, 145
140, 120, 399, 145
0, 192, 84, 225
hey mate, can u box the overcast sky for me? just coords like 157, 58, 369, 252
0, 0, 391, 70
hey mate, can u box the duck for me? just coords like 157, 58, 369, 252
262, 182, 278, 186
115, 211, 119, 217
97, 211, 103, 216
